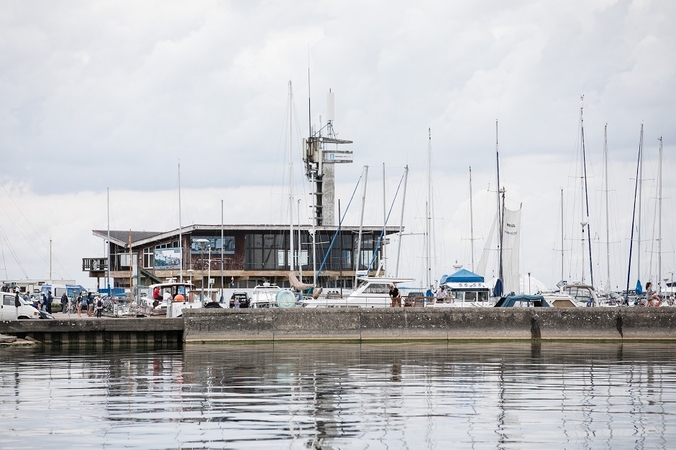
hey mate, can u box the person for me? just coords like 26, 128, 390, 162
646, 281, 661, 307
435, 285, 447, 304
153, 286, 161, 301
95, 296, 104, 318
389, 284, 401, 308
77, 293, 84, 317
61, 292, 68, 313
46, 290, 53, 314
15, 292, 21, 310
87, 292, 94, 317
40, 292, 47, 311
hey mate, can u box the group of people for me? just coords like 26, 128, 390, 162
389, 284, 451, 307
73, 292, 105, 317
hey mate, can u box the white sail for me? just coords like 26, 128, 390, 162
502, 206, 521, 295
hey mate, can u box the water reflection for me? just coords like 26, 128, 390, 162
1, 342, 675, 449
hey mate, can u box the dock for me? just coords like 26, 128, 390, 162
2, 308, 676, 346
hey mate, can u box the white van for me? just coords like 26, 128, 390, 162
0, 292, 40, 320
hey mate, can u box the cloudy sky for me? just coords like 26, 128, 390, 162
0, 0, 674, 291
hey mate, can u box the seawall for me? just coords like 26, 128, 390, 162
2, 308, 676, 345
0, 317, 183, 347
182, 308, 676, 342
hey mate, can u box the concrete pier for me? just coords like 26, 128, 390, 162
182, 308, 676, 342
1, 308, 676, 345
0, 317, 183, 347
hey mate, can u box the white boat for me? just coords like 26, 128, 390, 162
299, 276, 413, 308
147, 281, 197, 317
432, 268, 494, 308
541, 283, 596, 307
250, 283, 297, 308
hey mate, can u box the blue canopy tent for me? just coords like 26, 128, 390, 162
440, 269, 484, 285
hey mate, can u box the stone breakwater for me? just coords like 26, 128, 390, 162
1, 309, 675, 345
182, 308, 676, 342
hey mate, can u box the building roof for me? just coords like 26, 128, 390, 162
93, 224, 402, 247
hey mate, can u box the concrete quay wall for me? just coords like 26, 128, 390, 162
0, 318, 184, 347
182, 308, 676, 342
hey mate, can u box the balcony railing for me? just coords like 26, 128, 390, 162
83, 258, 107, 272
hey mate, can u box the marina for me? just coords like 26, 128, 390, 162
1, 341, 675, 449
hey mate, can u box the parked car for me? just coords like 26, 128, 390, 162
0, 292, 41, 320
229, 292, 250, 308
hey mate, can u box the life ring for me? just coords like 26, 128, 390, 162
174, 294, 185, 302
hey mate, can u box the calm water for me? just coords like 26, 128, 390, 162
1, 341, 674, 449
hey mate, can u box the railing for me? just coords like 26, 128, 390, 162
82, 258, 107, 271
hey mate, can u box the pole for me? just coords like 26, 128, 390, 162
658, 136, 663, 294
469, 166, 475, 272
106, 187, 110, 294
355, 166, 368, 288
395, 165, 408, 277
178, 162, 183, 283
221, 199, 224, 302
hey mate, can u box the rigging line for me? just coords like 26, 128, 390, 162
0, 182, 52, 266
316, 173, 364, 277
0, 225, 29, 279
625, 127, 643, 303
368, 169, 406, 271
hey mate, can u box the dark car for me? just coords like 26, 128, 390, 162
229, 292, 250, 308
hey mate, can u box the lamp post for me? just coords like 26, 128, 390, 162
194, 239, 209, 303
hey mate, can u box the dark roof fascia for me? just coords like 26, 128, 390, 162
96, 224, 403, 248
92, 230, 162, 247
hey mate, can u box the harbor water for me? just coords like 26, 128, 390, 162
1, 341, 674, 449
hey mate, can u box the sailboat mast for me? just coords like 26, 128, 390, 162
288, 81, 295, 273
603, 125, 610, 290
560, 188, 564, 283
625, 124, 643, 303
178, 162, 183, 283
658, 136, 663, 294
579, 96, 594, 286
355, 166, 368, 287
469, 166, 475, 272
496, 120, 504, 285
427, 129, 432, 288
637, 124, 643, 286
395, 165, 408, 277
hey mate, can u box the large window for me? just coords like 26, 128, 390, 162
143, 248, 154, 269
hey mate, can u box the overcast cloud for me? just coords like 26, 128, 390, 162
1, 0, 675, 291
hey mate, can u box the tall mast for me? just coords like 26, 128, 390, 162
496, 120, 504, 290
579, 95, 594, 286
178, 162, 183, 283
560, 188, 564, 283
395, 165, 409, 277
220, 199, 224, 300
288, 81, 295, 273
603, 124, 610, 291
637, 124, 644, 286
106, 187, 110, 293
658, 136, 663, 294
354, 165, 368, 287
382, 162, 387, 275
625, 124, 643, 303
469, 166, 475, 272
427, 129, 432, 288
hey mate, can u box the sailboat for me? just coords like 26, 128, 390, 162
477, 120, 522, 298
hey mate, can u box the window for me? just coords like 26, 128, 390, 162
143, 248, 154, 269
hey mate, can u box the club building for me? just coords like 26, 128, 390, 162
82, 224, 401, 294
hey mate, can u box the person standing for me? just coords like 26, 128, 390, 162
76, 293, 84, 317
46, 290, 53, 314
87, 292, 94, 317
95, 296, 104, 318
389, 284, 401, 308
60, 292, 68, 313
435, 285, 447, 304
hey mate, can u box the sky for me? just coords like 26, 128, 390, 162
1, 0, 675, 292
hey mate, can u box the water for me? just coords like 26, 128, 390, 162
1, 342, 674, 449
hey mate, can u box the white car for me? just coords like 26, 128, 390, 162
0, 293, 40, 320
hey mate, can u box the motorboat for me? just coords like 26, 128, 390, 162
250, 283, 297, 308
541, 283, 597, 307
147, 281, 196, 317
430, 268, 494, 308
298, 276, 413, 308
